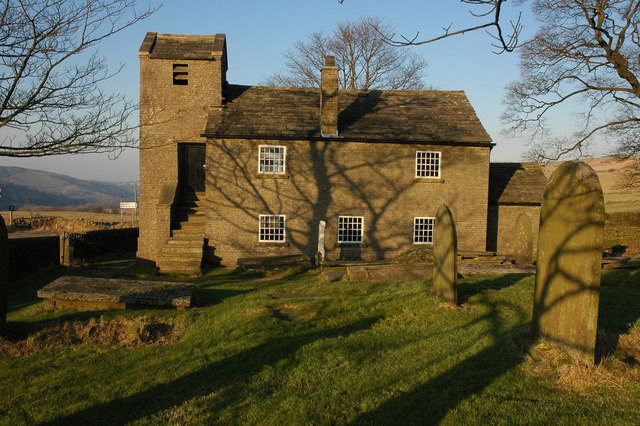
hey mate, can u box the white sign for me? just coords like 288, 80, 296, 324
120, 202, 138, 209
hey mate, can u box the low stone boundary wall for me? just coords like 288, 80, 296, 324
8, 236, 59, 280
8, 228, 138, 280
83, 228, 139, 259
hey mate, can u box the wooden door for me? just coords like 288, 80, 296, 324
178, 143, 206, 193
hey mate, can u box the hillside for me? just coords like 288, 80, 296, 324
542, 156, 640, 212
0, 166, 136, 211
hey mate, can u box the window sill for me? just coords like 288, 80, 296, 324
256, 241, 289, 247
256, 173, 290, 179
414, 178, 444, 184
335, 243, 368, 248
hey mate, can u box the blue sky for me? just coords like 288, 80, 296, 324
2, 0, 557, 181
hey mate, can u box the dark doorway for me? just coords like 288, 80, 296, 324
178, 143, 206, 193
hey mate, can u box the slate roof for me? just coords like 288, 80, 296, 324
489, 162, 547, 205
204, 85, 492, 144
139, 32, 226, 60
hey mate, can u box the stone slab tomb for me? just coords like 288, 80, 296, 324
533, 161, 605, 364
432, 204, 458, 304
38, 276, 195, 311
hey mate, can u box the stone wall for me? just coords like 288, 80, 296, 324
206, 138, 491, 265
8, 236, 59, 280
488, 205, 540, 259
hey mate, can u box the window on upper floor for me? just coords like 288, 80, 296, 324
259, 145, 286, 174
413, 217, 435, 244
338, 216, 364, 244
259, 214, 286, 242
173, 64, 188, 85
416, 151, 441, 178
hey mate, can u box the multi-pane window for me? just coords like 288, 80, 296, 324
416, 151, 441, 178
338, 216, 364, 243
259, 145, 286, 174
414, 217, 435, 244
259, 215, 286, 242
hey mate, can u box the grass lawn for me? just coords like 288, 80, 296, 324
1, 265, 639, 425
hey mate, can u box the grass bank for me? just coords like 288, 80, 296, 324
1, 266, 639, 424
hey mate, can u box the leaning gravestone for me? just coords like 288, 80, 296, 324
432, 204, 458, 304
0, 215, 8, 332
533, 161, 605, 364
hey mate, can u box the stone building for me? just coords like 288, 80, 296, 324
137, 32, 540, 273
487, 162, 547, 264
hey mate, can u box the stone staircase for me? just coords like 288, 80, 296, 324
156, 192, 205, 274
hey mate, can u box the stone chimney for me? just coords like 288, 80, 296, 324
320, 56, 339, 137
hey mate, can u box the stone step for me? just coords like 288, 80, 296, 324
160, 245, 203, 255
157, 252, 201, 261
158, 257, 201, 267
171, 228, 205, 237
168, 239, 204, 247
179, 196, 205, 206
166, 237, 203, 245
176, 204, 205, 212
157, 261, 201, 274
175, 206, 206, 218
176, 218, 206, 228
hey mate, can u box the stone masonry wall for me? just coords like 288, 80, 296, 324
494, 205, 540, 259
138, 56, 223, 260
206, 138, 491, 265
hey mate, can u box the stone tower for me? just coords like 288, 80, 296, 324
137, 33, 227, 261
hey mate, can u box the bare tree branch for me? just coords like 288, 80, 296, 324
0, 0, 159, 157
501, 1, 640, 177
338, 0, 523, 53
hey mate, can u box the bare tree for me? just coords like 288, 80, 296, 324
501, 1, 640, 169
263, 16, 429, 90
0, 0, 158, 158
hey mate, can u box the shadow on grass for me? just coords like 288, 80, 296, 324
45, 316, 382, 425
355, 274, 532, 424
189, 267, 313, 307
8, 265, 69, 313
457, 273, 530, 304
352, 335, 528, 424
598, 271, 640, 334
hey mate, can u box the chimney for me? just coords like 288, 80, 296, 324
320, 56, 339, 137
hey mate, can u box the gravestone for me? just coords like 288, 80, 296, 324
533, 161, 604, 364
0, 215, 8, 332
513, 213, 534, 264
432, 204, 458, 304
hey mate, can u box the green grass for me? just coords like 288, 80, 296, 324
1, 267, 639, 425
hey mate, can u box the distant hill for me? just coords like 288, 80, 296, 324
0, 166, 136, 211
542, 155, 640, 213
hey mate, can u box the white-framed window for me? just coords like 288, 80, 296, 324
413, 217, 435, 244
338, 216, 364, 243
259, 145, 286, 174
416, 151, 441, 178
259, 214, 286, 242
